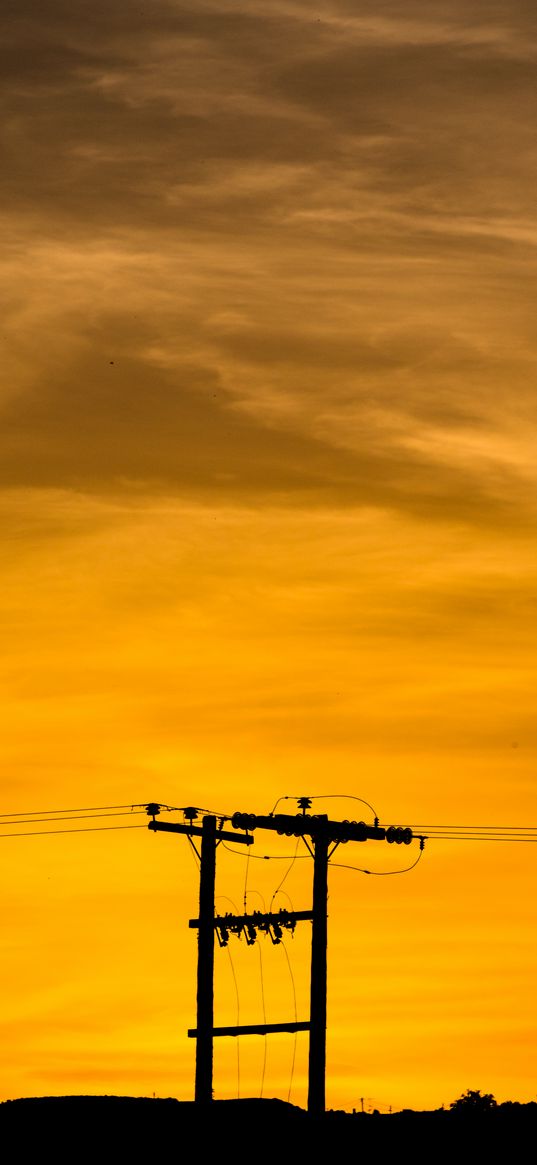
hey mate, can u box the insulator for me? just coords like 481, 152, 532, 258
386, 826, 407, 844
272, 923, 283, 943
297, 796, 312, 812
246, 924, 257, 945
231, 812, 257, 831
183, 806, 198, 821
402, 827, 413, 845
145, 803, 161, 818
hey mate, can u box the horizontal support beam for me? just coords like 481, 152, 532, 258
188, 1022, 310, 1038
189, 910, 313, 929
230, 812, 387, 843
147, 820, 252, 845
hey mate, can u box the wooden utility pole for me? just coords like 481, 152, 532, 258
147, 808, 253, 1105
308, 819, 329, 1116
195, 814, 217, 1104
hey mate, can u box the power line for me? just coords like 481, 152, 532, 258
0, 801, 153, 819
405, 824, 535, 834
258, 942, 268, 1100
0, 823, 148, 839
224, 945, 241, 1101
418, 835, 537, 843
0, 809, 148, 827
329, 847, 425, 876
222, 841, 311, 862
281, 939, 298, 1104
3, 798, 537, 847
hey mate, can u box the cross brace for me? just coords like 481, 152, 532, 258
188, 1022, 310, 1038
148, 819, 252, 845
188, 910, 313, 929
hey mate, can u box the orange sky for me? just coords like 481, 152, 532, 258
2, 0, 537, 1112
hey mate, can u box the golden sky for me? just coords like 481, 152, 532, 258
2, 0, 537, 1112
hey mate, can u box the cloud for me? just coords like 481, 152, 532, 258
1, 0, 536, 526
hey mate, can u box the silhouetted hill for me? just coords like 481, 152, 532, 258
1, 1095, 536, 1158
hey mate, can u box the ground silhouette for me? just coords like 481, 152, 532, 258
1, 1094, 536, 1158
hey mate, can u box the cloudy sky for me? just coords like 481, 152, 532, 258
2, 0, 537, 1111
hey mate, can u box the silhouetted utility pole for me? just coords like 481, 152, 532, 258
146, 805, 252, 1105
147, 800, 419, 1114
308, 818, 329, 1116
195, 813, 216, 1104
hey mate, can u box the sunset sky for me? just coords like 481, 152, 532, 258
2, 0, 537, 1112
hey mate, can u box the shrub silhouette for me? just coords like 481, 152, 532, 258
450, 1090, 497, 1113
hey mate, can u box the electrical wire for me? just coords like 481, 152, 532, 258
245, 889, 267, 912
3, 798, 537, 848
0, 802, 149, 818
0, 823, 148, 839
269, 888, 295, 912
329, 847, 425, 876
268, 793, 378, 820
186, 835, 201, 872
419, 836, 537, 843
216, 895, 241, 914
269, 839, 301, 910
307, 793, 379, 820
225, 945, 241, 1100
185, 804, 231, 821
243, 846, 251, 912
0, 809, 149, 827
408, 823, 537, 830
280, 940, 298, 1103
257, 941, 268, 1100
222, 841, 311, 862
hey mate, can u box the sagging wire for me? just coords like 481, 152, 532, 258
269, 839, 301, 911
269, 888, 295, 912
258, 941, 268, 1100
245, 889, 267, 912
243, 845, 251, 912
281, 939, 298, 1103
268, 793, 378, 821
225, 945, 241, 1100
216, 895, 241, 914
222, 841, 311, 863
329, 842, 425, 877
185, 833, 201, 871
